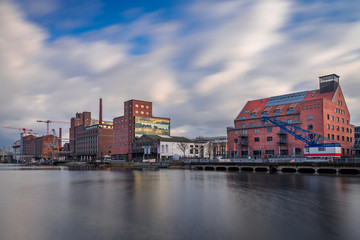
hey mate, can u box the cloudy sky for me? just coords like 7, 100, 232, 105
1, 0, 360, 148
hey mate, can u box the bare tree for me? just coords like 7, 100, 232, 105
177, 142, 189, 158
205, 141, 213, 160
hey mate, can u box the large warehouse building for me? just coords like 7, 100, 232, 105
227, 74, 354, 158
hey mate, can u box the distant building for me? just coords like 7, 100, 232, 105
227, 74, 355, 158
113, 100, 170, 160
133, 135, 211, 161
193, 136, 228, 159
353, 126, 360, 157
21, 132, 61, 162
69, 98, 113, 161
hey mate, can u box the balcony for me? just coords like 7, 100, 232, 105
277, 139, 288, 144
240, 141, 248, 146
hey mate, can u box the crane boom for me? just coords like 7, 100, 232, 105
261, 116, 339, 147
36, 120, 70, 135
2, 126, 34, 133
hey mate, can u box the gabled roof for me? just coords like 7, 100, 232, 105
236, 87, 338, 121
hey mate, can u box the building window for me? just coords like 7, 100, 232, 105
250, 112, 257, 118
234, 139, 238, 143
310, 105, 313, 109
307, 115, 313, 120
336, 126, 339, 131
135, 111, 138, 114
306, 105, 309, 109
274, 109, 281, 116
342, 127, 344, 132
328, 134, 330, 139
240, 117, 246, 120
287, 108, 295, 114
262, 111, 269, 117
347, 128, 349, 133
254, 137, 260, 142
244, 110, 250, 113
308, 124, 313, 130
347, 137, 349, 142
267, 137, 273, 142
327, 114, 329, 120
331, 116, 334, 121
146, 106, 149, 109
346, 120, 349, 124
287, 119, 293, 124
267, 128, 272, 133
336, 117, 339, 122
254, 129, 260, 134
341, 118, 344, 123
302, 106, 305, 110
327, 124, 330, 129
332, 135, 334, 140
342, 136, 345, 141
350, 129, 352, 134
337, 135, 340, 141
314, 104, 317, 109
351, 137, 352, 142
265, 150, 274, 155
141, 105, 144, 108
242, 130, 248, 135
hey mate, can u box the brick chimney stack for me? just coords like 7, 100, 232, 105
99, 98, 103, 125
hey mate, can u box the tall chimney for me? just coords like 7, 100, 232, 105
59, 128, 62, 148
99, 98, 103, 125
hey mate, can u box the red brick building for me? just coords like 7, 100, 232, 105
22, 133, 61, 161
227, 74, 354, 158
69, 99, 114, 161
113, 100, 170, 160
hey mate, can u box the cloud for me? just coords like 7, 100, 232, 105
1, 0, 360, 147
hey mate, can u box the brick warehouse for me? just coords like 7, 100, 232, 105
69, 98, 113, 161
227, 74, 355, 158
113, 99, 170, 160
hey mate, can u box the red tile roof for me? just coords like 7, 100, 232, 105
235, 88, 337, 121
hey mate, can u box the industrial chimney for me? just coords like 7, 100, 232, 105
59, 128, 62, 147
99, 98, 103, 125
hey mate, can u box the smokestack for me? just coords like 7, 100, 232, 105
59, 128, 62, 147
99, 98, 103, 125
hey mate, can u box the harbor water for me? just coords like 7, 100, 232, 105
0, 165, 360, 240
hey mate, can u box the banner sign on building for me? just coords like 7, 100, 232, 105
134, 116, 170, 138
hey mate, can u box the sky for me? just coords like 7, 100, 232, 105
1, 0, 360, 148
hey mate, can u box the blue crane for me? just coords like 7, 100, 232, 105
261, 116, 340, 148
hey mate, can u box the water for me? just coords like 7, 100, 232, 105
0, 165, 360, 240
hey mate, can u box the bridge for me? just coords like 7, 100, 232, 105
187, 162, 360, 175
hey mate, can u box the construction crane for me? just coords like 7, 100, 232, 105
2, 126, 34, 133
36, 120, 70, 135
262, 116, 341, 159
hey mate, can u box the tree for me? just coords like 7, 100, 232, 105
205, 141, 214, 160
177, 142, 189, 158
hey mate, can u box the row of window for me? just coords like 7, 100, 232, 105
335, 108, 345, 115
327, 134, 353, 142
114, 118, 131, 124
114, 124, 131, 130
327, 114, 349, 124
327, 124, 352, 133
302, 104, 321, 110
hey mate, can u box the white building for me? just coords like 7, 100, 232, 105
133, 135, 213, 161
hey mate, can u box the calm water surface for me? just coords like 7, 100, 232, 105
0, 164, 360, 240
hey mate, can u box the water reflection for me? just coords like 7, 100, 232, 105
0, 167, 359, 240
